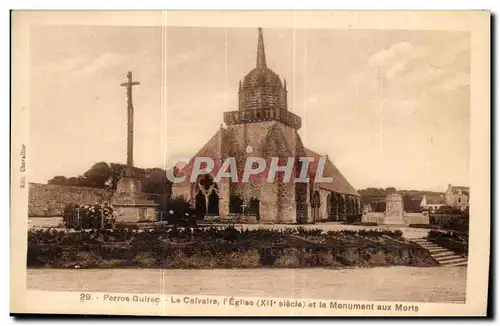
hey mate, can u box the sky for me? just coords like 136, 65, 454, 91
29, 25, 470, 192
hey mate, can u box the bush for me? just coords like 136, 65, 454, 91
62, 203, 80, 228
28, 224, 412, 248
62, 202, 114, 229
428, 229, 468, 241
435, 206, 463, 214
163, 196, 197, 226
324, 229, 403, 240
342, 221, 377, 226
429, 213, 469, 233
427, 230, 468, 255
360, 222, 378, 226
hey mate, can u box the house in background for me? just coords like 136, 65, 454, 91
444, 184, 469, 211
420, 193, 446, 212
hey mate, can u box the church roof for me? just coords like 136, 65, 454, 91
304, 148, 360, 197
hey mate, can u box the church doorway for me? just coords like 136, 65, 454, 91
194, 175, 220, 218
248, 197, 260, 217
311, 191, 321, 222
229, 195, 244, 214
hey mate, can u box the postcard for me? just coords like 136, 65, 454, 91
11, 10, 490, 316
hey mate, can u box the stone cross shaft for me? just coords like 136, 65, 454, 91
120, 71, 140, 177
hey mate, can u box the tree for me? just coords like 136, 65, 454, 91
47, 162, 172, 195
83, 162, 112, 188
48, 175, 88, 187
48, 176, 68, 185
142, 168, 171, 194
375, 202, 386, 212
403, 194, 415, 212
385, 187, 397, 194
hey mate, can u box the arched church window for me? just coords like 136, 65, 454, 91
195, 175, 220, 217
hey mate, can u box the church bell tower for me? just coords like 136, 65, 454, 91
224, 28, 301, 130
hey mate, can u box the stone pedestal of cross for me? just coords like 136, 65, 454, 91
111, 71, 158, 224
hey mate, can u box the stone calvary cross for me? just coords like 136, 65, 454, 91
112, 71, 158, 224
120, 71, 140, 177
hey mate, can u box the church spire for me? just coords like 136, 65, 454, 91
256, 27, 267, 69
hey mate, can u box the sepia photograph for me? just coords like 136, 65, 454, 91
10, 10, 490, 316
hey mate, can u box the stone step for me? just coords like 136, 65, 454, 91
424, 247, 444, 251
414, 241, 433, 245
434, 255, 463, 262
432, 251, 458, 258
409, 238, 468, 267
444, 261, 468, 267
428, 248, 449, 254
413, 241, 435, 246
438, 257, 468, 265
414, 243, 436, 248
421, 243, 442, 247
420, 244, 441, 248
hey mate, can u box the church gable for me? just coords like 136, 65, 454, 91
225, 123, 276, 158
261, 123, 293, 158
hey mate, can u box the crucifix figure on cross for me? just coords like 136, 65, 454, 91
120, 71, 140, 177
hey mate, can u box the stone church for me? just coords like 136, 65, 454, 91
172, 28, 361, 223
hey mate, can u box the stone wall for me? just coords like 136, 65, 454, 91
362, 212, 429, 225
28, 183, 113, 217
362, 212, 385, 224
404, 212, 430, 225
171, 183, 192, 202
